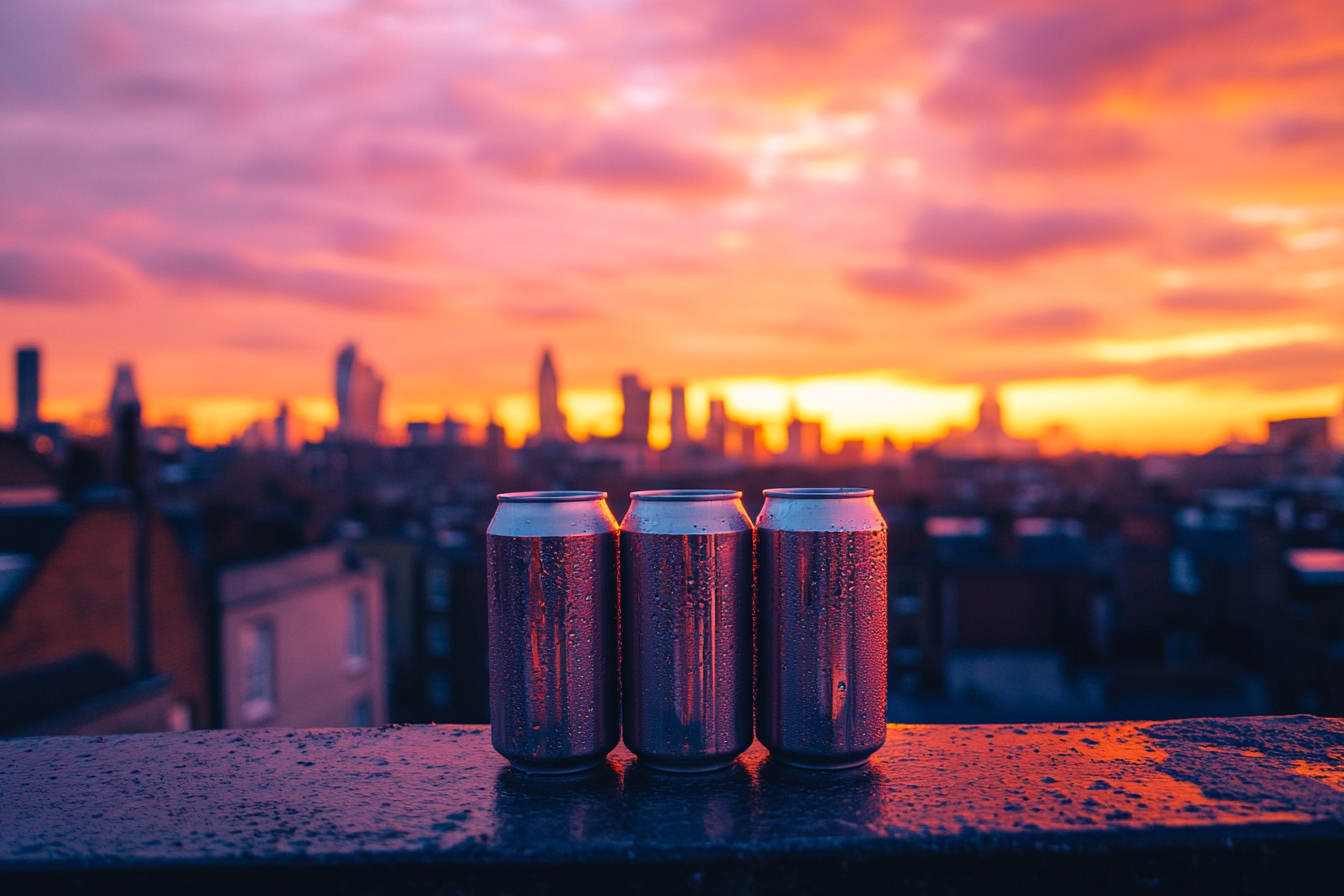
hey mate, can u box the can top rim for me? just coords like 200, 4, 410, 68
497, 490, 608, 503
630, 489, 743, 502
762, 487, 874, 498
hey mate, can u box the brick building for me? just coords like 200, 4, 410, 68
0, 497, 213, 735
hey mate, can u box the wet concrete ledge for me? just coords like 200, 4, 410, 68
2, 717, 1344, 895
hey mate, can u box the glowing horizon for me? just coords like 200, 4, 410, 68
30, 362, 1344, 458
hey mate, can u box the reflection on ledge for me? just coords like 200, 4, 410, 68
2, 718, 1344, 894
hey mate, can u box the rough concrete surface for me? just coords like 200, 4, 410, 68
2, 718, 1344, 894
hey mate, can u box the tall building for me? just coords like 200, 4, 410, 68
741, 424, 767, 466
619, 373, 651, 446
1267, 417, 1331, 453
106, 364, 143, 489
934, 385, 1038, 460
536, 348, 569, 443
334, 344, 384, 442
274, 402, 289, 454
979, 388, 1003, 436
108, 363, 140, 424
358, 535, 488, 725
668, 384, 689, 449
705, 398, 727, 456
15, 346, 39, 432
785, 407, 822, 464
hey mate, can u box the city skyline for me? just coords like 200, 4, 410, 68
2, 1, 1343, 452
7, 341, 1342, 459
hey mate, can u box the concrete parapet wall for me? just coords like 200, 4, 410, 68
2, 718, 1344, 894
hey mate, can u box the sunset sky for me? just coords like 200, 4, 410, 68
3, 0, 1344, 452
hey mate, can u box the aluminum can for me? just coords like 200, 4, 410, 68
621, 490, 754, 772
756, 488, 887, 769
487, 491, 619, 774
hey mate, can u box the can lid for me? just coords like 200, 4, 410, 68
630, 489, 743, 502
762, 487, 874, 498
497, 490, 608, 503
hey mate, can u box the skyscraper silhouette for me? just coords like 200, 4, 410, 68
106, 363, 143, 492
108, 363, 140, 425
15, 346, 39, 432
335, 344, 384, 442
668, 384, 689, 449
619, 373, 651, 446
785, 403, 822, 463
275, 401, 290, 454
977, 386, 1004, 436
705, 398, 727, 456
932, 384, 1037, 459
537, 348, 569, 443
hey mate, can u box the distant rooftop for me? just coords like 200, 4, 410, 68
217, 544, 359, 606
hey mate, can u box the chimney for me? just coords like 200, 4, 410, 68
114, 392, 152, 678
16, 345, 40, 431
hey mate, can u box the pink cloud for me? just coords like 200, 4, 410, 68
140, 249, 433, 312
846, 265, 965, 303
658, 0, 924, 103
905, 204, 1143, 266
923, 1, 1262, 120
0, 244, 136, 303
561, 133, 744, 199
1261, 116, 1344, 150
971, 123, 1147, 173
1155, 222, 1279, 262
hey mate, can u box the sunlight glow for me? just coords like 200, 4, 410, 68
1004, 378, 1342, 454
1091, 326, 1334, 364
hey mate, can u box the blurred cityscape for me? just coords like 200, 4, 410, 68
3, 340, 1344, 737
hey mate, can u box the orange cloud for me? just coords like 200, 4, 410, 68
1156, 288, 1308, 316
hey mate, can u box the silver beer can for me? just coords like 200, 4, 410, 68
486, 491, 620, 774
621, 489, 754, 772
756, 487, 887, 768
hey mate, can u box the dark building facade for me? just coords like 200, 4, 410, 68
359, 535, 488, 725
15, 346, 39, 432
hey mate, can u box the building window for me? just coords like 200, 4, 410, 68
240, 619, 275, 724
427, 567, 450, 612
350, 696, 373, 727
426, 619, 451, 658
346, 589, 369, 673
427, 672, 452, 709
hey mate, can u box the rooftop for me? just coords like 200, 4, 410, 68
3, 717, 1343, 894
